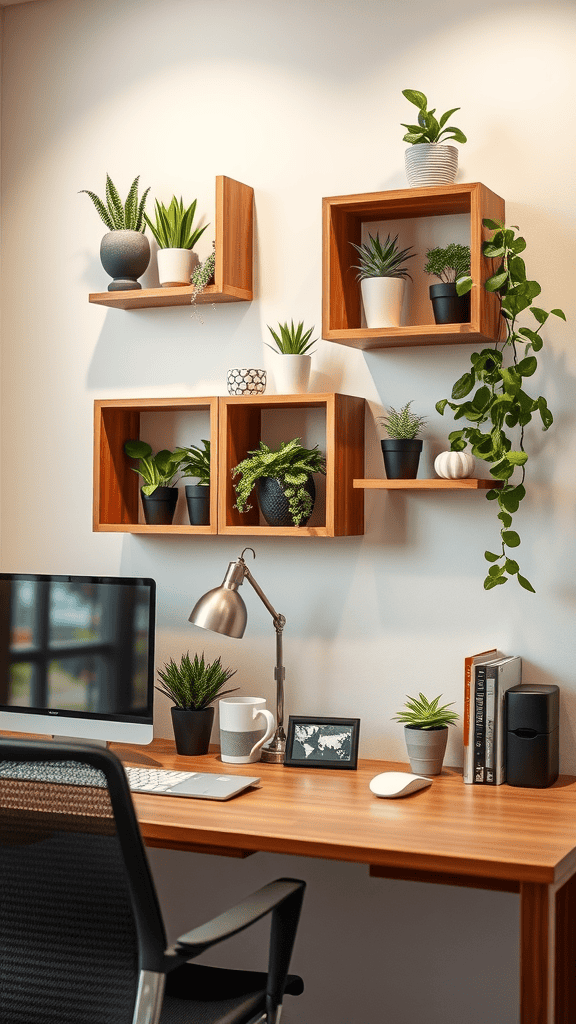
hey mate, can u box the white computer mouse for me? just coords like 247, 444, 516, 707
369, 771, 432, 798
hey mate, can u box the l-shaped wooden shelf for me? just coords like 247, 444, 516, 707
88, 176, 253, 310
94, 393, 365, 537
354, 478, 499, 490
322, 181, 505, 349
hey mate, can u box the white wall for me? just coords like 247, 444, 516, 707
1, 1, 575, 1021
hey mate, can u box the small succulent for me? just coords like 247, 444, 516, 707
173, 440, 210, 486
156, 652, 237, 711
401, 89, 467, 146
123, 440, 181, 496
379, 401, 427, 440
424, 243, 471, 284
144, 196, 208, 251
80, 174, 150, 232
350, 232, 415, 281
266, 320, 317, 356
393, 693, 459, 730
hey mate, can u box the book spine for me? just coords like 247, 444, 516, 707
463, 657, 474, 784
485, 670, 497, 784
474, 664, 488, 783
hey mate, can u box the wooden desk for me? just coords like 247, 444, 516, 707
115, 739, 576, 1024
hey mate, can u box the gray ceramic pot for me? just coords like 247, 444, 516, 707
100, 229, 150, 291
404, 725, 448, 775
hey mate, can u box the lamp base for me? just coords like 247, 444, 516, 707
261, 746, 285, 764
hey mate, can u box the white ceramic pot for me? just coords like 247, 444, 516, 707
271, 354, 311, 394
404, 144, 459, 188
157, 247, 194, 287
360, 277, 404, 329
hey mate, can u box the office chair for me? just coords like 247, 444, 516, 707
0, 737, 305, 1024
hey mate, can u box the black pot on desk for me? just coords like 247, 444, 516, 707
171, 706, 214, 756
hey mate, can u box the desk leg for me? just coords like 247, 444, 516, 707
520, 875, 576, 1024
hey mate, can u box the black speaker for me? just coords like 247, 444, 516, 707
505, 684, 559, 788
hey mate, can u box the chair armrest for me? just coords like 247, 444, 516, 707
173, 878, 304, 957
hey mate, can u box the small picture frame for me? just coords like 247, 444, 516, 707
284, 716, 360, 770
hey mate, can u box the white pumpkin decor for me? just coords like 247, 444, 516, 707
434, 450, 475, 479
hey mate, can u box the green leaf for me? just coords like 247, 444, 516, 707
498, 511, 513, 528
486, 488, 500, 500
402, 89, 427, 109
502, 530, 520, 547
518, 574, 536, 593
483, 218, 503, 231
124, 439, 152, 459
484, 551, 500, 562
484, 575, 507, 589
518, 328, 541, 345
531, 307, 549, 324
509, 236, 526, 254
485, 270, 508, 292
488, 564, 504, 577
455, 275, 473, 296
538, 397, 553, 430
509, 255, 527, 283
451, 372, 475, 400
551, 308, 566, 320
483, 243, 505, 258
435, 398, 448, 415
505, 559, 519, 575
506, 450, 528, 466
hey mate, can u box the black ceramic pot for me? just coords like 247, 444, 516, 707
381, 439, 423, 479
100, 229, 150, 291
257, 475, 316, 527
171, 706, 214, 756
140, 486, 178, 525
429, 282, 470, 325
185, 485, 210, 526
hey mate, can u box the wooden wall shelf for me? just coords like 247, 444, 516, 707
89, 176, 253, 310
354, 478, 499, 490
94, 393, 365, 537
322, 182, 505, 350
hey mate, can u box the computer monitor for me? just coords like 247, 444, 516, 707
0, 573, 155, 745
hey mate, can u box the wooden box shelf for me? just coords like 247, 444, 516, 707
89, 176, 253, 310
322, 182, 505, 350
94, 397, 219, 533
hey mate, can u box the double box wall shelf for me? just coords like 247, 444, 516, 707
322, 181, 505, 350
88, 176, 253, 310
94, 393, 365, 537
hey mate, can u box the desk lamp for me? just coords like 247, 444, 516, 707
189, 548, 286, 764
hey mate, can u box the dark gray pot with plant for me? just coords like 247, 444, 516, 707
424, 243, 471, 325
156, 652, 238, 756
80, 174, 151, 291
172, 439, 211, 526
393, 693, 459, 776
379, 401, 427, 479
124, 440, 181, 525
232, 437, 326, 528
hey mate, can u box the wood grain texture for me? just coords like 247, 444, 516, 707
520, 882, 550, 1023
322, 182, 505, 350
554, 872, 576, 1023
89, 176, 253, 309
353, 478, 501, 490
115, 739, 576, 887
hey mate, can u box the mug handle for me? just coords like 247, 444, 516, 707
249, 708, 275, 757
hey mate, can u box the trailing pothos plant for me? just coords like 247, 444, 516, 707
436, 219, 566, 592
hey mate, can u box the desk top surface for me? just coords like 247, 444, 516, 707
114, 739, 576, 886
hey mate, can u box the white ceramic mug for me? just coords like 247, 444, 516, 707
219, 696, 275, 764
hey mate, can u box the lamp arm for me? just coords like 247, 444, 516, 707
241, 563, 287, 761
242, 565, 284, 630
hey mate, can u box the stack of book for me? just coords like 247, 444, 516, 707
463, 650, 522, 785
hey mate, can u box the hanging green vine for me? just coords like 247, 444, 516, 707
436, 219, 565, 592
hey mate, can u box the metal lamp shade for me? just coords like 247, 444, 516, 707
189, 585, 247, 638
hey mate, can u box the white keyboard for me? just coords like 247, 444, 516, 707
125, 767, 195, 792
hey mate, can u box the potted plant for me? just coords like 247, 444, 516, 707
144, 195, 208, 287
266, 320, 317, 394
401, 89, 467, 188
190, 243, 216, 306
232, 438, 326, 527
424, 243, 471, 324
350, 232, 416, 329
173, 439, 211, 526
379, 401, 427, 479
156, 652, 238, 756
80, 174, 151, 290
124, 439, 181, 525
436, 218, 566, 591
393, 693, 459, 775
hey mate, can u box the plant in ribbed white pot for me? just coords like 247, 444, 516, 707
156, 652, 238, 756
266, 320, 317, 394
393, 693, 459, 775
378, 401, 427, 479
144, 195, 208, 287
80, 174, 151, 290
401, 90, 467, 188
350, 232, 416, 329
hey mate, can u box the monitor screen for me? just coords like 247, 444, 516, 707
0, 573, 155, 745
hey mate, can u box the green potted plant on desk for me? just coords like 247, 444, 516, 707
424, 243, 471, 324
144, 195, 208, 287
350, 232, 416, 330
124, 440, 181, 525
378, 401, 427, 479
393, 693, 459, 775
173, 439, 211, 526
232, 437, 326, 528
266, 319, 317, 394
156, 652, 238, 756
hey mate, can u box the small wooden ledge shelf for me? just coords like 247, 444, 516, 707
354, 478, 500, 490
89, 176, 253, 310
322, 181, 505, 350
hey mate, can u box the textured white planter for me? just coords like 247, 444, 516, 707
361, 277, 404, 329
404, 144, 459, 188
157, 247, 194, 287
434, 450, 476, 479
271, 354, 311, 394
